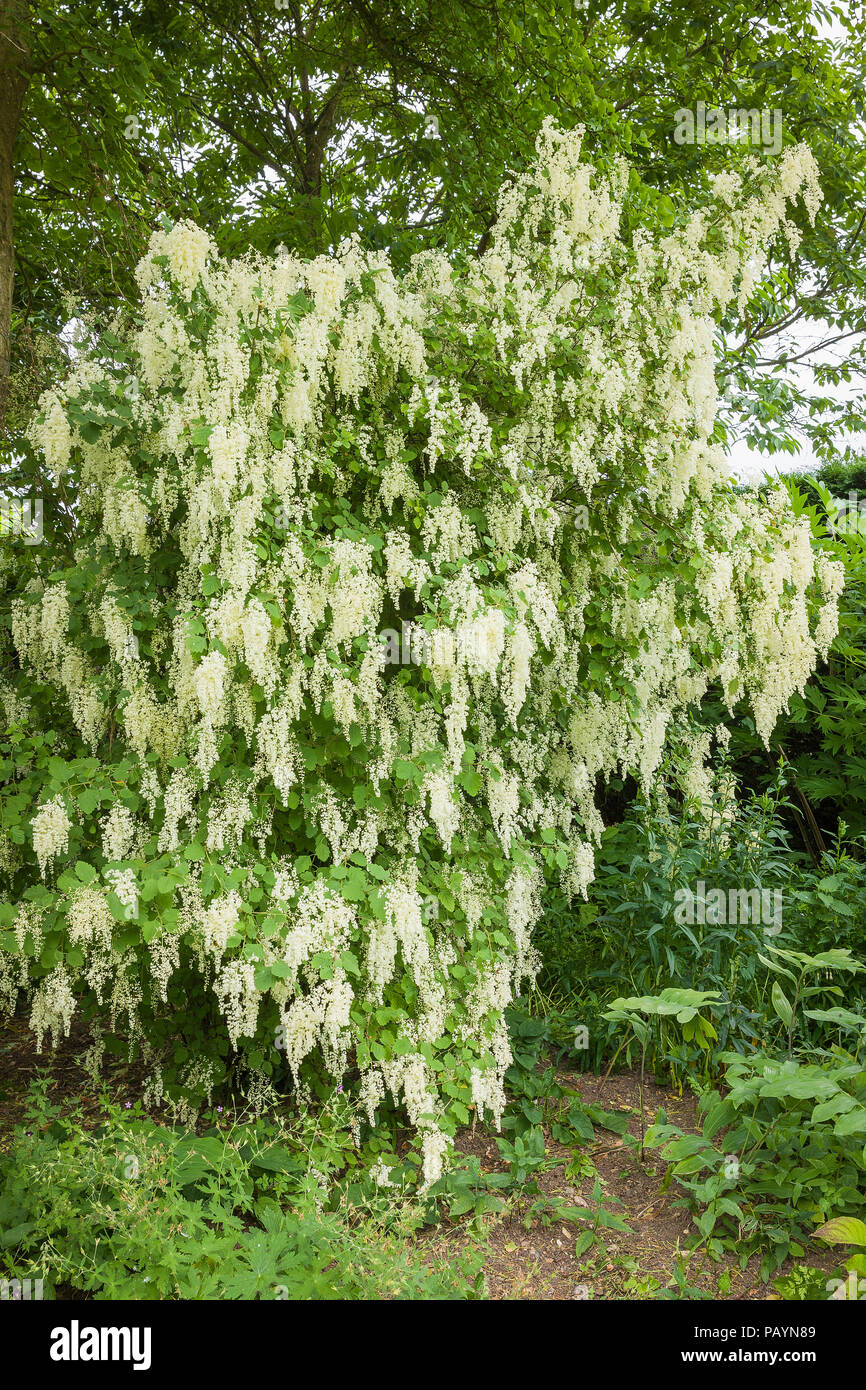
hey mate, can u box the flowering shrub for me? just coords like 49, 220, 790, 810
0, 122, 843, 1183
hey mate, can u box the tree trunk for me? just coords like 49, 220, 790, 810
0, 2, 30, 435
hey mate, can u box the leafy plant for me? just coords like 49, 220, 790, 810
604, 989, 722, 1153
645, 1038, 866, 1278
0, 1082, 484, 1300
0, 127, 836, 1174
814, 1214, 866, 1300
761, 943, 865, 1058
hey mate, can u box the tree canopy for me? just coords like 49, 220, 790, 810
3, 1, 866, 470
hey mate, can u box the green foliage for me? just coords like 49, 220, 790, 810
10, 3, 866, 477
3, 126, 832, 1172
534, 769, 866, 1082
815, 1214, 866, 1247
604, 988, 722, 1152
4, 2, 866, 1297
0, 1081, 484, 1300
426, 1125, 627, 1242
605, 987, 722, 1037
565, 771, 792, 1042
759, 941, 865, 1058
775, 1211, 866, 1301
645, 1035, 866, 1279
772, 1263, 836, 1301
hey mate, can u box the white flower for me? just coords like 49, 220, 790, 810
32, 795, 71, 878
163, 221, 213, 295
194, 650, 228, 720
307, 258, 346, 315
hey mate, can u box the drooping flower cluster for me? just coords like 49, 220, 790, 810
0, 123, 839, 1182
31, 795, 71, 878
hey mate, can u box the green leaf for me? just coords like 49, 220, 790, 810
574, 1230, 595, 1256
814, 1217, 866, 1247
771, 981, 793, 1029
833, 1107, 866, 1138
311, 951, 334, 981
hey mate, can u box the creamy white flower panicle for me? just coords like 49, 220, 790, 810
66, 887, 114, 948
136, 219, 214, 299
202, 891, 242, 962
30, 964, 76, 1050
32, 795, 72, 878
29, 392, 74, 473
101, 802, 137, 861
7, 123, 839, 1165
